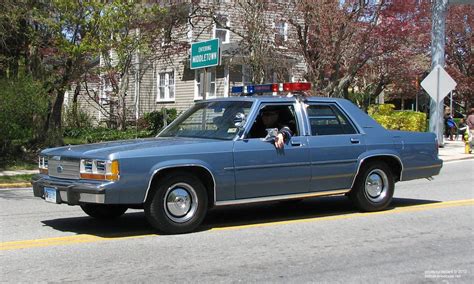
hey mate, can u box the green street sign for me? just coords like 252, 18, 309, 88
190, 39, 220, 69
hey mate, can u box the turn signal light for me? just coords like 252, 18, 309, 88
79, 159, 120, 181
38, 156, 48, 174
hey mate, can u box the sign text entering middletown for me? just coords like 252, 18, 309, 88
190, 39, 220, 69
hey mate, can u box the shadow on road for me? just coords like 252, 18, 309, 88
41, 196, 441, 238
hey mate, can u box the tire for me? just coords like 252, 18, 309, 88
144, 173, 208, 234
80, 204, 128, 219
349, 161, 394, 212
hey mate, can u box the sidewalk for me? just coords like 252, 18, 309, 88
0, 169, 38, 177
438, 139, 473, 162
0, 169, 38, 188
0, 140, 472, 188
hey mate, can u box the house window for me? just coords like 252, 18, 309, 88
214, 15, 230, 43
274, 21, 287, 46
162, 28, 172, 46
157, 70, 175, 102
195, 69, 216, 100
242, 65, 290, 84
242, 65, 252, 84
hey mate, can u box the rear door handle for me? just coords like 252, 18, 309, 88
350, 138, 360, 144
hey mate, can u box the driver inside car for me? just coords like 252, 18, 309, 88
249, 107, 293, 149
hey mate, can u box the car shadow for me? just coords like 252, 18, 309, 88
41, 196, 441, 238
201, 196, 441, 230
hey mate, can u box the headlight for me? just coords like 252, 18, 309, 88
38, 156, 48, 174
80, 159, 120, 181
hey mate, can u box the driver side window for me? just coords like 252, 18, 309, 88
247, 104, 299, 139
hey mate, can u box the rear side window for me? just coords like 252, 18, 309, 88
307, 104, 357, 136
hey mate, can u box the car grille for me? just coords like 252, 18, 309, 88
48, 157, 80, 179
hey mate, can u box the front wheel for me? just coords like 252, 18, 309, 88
80, 204, 128, 219
349, 162, 394, 212
144, 173, 208, 234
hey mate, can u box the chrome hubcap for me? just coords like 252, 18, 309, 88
364, 169, 388, 202
164, 183, 198, 223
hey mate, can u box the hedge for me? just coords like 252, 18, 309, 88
63, 127, 154, 144
63, 108, 178, 145
368, 104, 427, 132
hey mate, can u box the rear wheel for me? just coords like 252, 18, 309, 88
349, 161, 394, 212
80, 204, 128, 219
144, 173, 208, 234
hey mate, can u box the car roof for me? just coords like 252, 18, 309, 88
202, 95, 349, 104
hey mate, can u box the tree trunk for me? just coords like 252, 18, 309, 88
72, 84, 80, 128
45, 89, 65, 146
400, 93, 405, 110
120, 93, 127, 131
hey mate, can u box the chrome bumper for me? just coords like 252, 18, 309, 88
31, 175, 110, 205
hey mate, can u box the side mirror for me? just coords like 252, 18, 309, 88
262, 128, 279, 142
233, 112, 246, 128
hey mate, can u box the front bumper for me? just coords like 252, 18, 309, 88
31, 174, 113, 205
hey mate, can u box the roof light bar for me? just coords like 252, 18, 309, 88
231, 82, 311, 95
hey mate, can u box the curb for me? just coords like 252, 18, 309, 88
0, 183, 31, 189
441, 156, 474, 162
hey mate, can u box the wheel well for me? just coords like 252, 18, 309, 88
360, 156, 402, 182
148, 166, 215, 207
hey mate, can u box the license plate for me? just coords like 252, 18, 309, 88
44, 187, 58, 203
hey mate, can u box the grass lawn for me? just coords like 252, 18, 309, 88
0, 174, 35, 184
0, 160, 37, 171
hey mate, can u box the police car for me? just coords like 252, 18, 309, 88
32, 82, 442, 234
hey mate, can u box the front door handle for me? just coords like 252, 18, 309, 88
350, 138, 360, 144
291, 140, 302, 147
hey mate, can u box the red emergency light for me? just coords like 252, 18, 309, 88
283, 82, 312, 92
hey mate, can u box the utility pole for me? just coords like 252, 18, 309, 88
429, 0, 449, 146
429, 0, 474, 145
449, 91, 453, 116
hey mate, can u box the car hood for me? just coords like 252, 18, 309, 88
41, 137, 219, 159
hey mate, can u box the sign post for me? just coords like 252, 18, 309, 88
421, 65, 457, 145
190, 39, 221, 101
190, 39, 221, 128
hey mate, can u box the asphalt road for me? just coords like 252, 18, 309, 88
1, 160, 473, 283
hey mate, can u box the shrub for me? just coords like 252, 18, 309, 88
84, 128, 152, 143
63, 127, 154, 145
369, 104, 427, 132
0, 76, 49, 163
367, 104, 395, 116
142, 108, 178, 133
62, 108, 178, 145
63, 103, 93, 129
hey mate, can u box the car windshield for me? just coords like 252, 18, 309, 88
159, 101, 254, 140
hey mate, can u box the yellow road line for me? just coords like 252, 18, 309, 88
1, 199, 473, 251
0, 183, 31, 188
211, 198, 474, 232
1, 234, 151, 251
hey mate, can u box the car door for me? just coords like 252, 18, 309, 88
305, 103, 366, 192
233, 102, 311, 199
